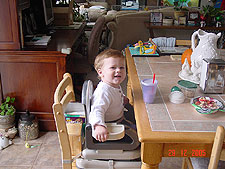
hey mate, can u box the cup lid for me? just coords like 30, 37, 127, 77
178, 80, 197, 89
141, 79, 157, 86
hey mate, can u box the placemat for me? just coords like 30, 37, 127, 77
129, 47, 160, 57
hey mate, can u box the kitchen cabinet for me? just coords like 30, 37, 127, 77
0, 0, 85, 131
0, 0, 20, 50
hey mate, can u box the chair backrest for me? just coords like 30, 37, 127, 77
208, 126, 225, 169
52, 73, 81, 169
87, 16, 106, 65
182, 126, 225, 169
81, 80, 94, 123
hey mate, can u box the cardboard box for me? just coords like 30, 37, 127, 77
64, 102, 85, 123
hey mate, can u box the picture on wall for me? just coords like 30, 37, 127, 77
161, 0, 200, 7
150, 12, 163, 23
188, 11, 200, 21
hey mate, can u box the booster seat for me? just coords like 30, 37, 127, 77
76, 80, 141, 169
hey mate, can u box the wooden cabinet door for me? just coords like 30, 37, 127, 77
0, 0, 20, 50
0, 51, 66, 131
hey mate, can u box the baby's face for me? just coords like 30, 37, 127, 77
97, 57, 126, 88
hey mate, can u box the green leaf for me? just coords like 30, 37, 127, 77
1, 110, 5, 116
0, 104, 4, 110
6, 111, 10, 116
10, 97, 15, 103
10, 111, 14, 115
0, 96, 15, 116
6, 96, 10, 103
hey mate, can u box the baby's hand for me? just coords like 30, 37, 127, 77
94, 125, 108, 142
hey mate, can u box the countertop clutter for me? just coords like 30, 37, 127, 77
132, 49, 225, 132
125, 46, 225, 169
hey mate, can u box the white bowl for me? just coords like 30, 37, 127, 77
106, 123, 125, 140
169, 91, 185, 104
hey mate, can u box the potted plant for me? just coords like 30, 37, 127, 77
0, 96, 16, 129
173, 0, 189, 20
200, 5, 224, 26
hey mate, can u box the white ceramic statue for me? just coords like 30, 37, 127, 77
179, 29, 221, 84
0, 134, 12, 150
180, 58, 192, 78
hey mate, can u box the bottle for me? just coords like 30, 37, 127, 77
18, 110, 39, 140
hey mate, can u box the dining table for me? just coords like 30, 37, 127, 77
124, 47, 225, 169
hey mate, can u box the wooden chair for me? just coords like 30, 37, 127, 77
52, 73, 83, 169
182, 126, 225, 169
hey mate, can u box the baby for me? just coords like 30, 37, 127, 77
89, 49, 130, 142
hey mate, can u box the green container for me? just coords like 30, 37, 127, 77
178, 80, 198, 98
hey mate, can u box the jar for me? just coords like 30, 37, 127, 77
178, 80, 197, 99
18, 110, 39, 140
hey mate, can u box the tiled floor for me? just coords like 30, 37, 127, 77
0, 131, 185, 169
0, 132, 62, 169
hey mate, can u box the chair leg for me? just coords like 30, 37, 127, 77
63, 163, 73, 169
182, 158, 188, 169
182, 157, 194, 169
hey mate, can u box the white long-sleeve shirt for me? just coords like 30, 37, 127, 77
89, 81, 124, 128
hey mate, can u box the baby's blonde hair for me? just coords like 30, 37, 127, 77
94, 49, 125, 71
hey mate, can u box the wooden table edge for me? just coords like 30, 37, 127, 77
125, 47, 216, 144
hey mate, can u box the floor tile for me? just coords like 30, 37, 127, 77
0, 144, 40, 166
43, 132, 60, 145
0, 167, 32, 169
0, 131, 185, 169
32, 166, 62, 169
159, 157, 183, 169
34, 144, 62, 167
13, 132, 47, 144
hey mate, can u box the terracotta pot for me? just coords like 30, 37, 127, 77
0, 113, 15, 129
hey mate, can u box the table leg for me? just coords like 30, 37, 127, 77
141, 162, 159, 169
141, 143, 163, 169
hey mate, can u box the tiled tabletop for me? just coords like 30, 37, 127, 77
133, 50, 225, 132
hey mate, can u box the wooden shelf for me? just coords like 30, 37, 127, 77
144, 22, 225, 42
144, 22, 225, 31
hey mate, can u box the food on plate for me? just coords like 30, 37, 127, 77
191, 96, 225, 114
194, 97, 219, 109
